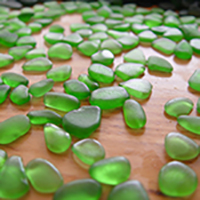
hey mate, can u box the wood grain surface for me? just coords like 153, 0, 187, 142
0, 13, 200, 200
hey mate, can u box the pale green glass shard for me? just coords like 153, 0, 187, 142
190, 38, 200, 54
107, 30, 129, 39
33, 4, 45, 12
105, 19, 122, 29
70, 23, 90, 32
89, 32, 109, 42
180, 16, 196, 24
49, 24, 65, 33
25, 48, 46, 59
34, 18, 53, 27
85, 16, 105, 25
179, 24, 200, 41
0, 85, 11, 104
124, 49, 146, 65
0, 149, 7, 169
151, 25, 169, 35
136, 7, 150, 15
113, 23, 130, 32
82, 10, 97, 21
138, 30, 157, 44
76, 29, 93, 38
188, 69, 200, 92
44, 32, 64, 45
97, 5, 112, 18
62, 33, 83, 47
78, 40, 99, 56
91, 23, 108, 33
100, 39, 122, 55
163, 28, 183, 42
0, 53, 14, 68
28, 23, 42, 33
15, 27, 32, 37
124, 15, 143, 24
16, 36, 36, 47
131, 24, 149, 34
78, 74, 99, 91
144, 14, 162, 28
117, 35, 139, 50
91, 50, 114, 66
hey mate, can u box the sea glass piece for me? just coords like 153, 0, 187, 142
138, 30, 157, 44
27, 110, 62, 125
33, 4, 45, 12
5, 18, 26, 32
177, 115, 200, 135
151, 25, 169, 35
89, 156, 131, 185
152, 38, 176, 55
34, 18, 53, 27
53, 179, 102, 200
18, 7, 34, 22
44, 123, 71, 154
1, 72, 28, 87
44, 32, 64, 45
88, 63, 114, 84
164, 16, 180, 28
91, 23, 108, 33
163, 28, 183, 42
26, 158, 63, 193
110, 13, 124, 20
77, 2, 91, 13
108, 180, 149, 200
123, 99, 146, 129
78, 74, 99, 91
0, 149, 7, 168
0, 156, 29, 199
180, 16, 196, 24
144, 14, 162, 28
89, 32, 108, 41
78, 40, 99, 56
70, 23, 90, 32
0, 85, 11, 104
25, 48, 46, 59
97, 5, 112, 18
190, 38, 200, 54
15, 27, 32, 37
124, 49, 146, 65
174, 40, 193, 60
179, 24, 200, 41
48, 43, 73, 60
29, 79, 54, 97
8, 45, 32, 60
136, 7, 150, 15
0, 30, 18, 47
0, 53, 14, 68
91, 50, 114, 66
131, 24, 149, 34
10, 85, 31, 105
22, 57, 53, 72
62, 106, 101, 139
86, 16, 105, 25
82, 10, 97, 21
44, 92, 80, 112
72, 139, 105, 166
124, 15, 143, 24
100, 39, 122, 55
115, 63, 145, 81
188, 69, 200, 91
105, 19, 122, 29
197, 98, 200, 113
89, 86, 129, 109
0, 115, 30, 144
16, 36, 36, 47
147, 56, 173, 73
63, 79, 90, 100
117, 35, 139, 50
163, 10, 178, 18
164, 97, 193, 118
165, 132, 199, 161
159, 161, 198, 197
76, 29, 93, 38
113, 23, 130, 32
107, 30, 129, 39
49, 24, 64, 33
119, 78, 152, 99
63, 33, 83, 47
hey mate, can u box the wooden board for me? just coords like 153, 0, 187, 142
0, 13, 200, 200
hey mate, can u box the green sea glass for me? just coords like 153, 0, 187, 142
34, 18, 53, 27
151, 25, 169, 35
159, 161, 198, 197
107, 30, 129, 39
138, 30, 157, 44
89, 86, 129, 109
131, 24, 149, 34
119, 78, 152, 99
105, 19, 122, 29
165, 132, 199, 161
164, 16, 180, 28
63, 33, 83, 47
97, 5, 112, 18
179, 24, 200, 41
0, 53, 14, 68
76, 29, 93, 38
16, 36, 36, 47
180, 16, 196, 24
163, 28, 183, 42
190, 38, 200, 54
26, 158, 63, 193
89, 32, 109, 41
188, 69, 200, 91
164, 97, 193, 118
49, 24, 65, 33
197, 98, 200, 113
136, 7, 150, 15
78, 74, 99, 91
124, 49, 146, 65
113, 23, 130, 32
89, 156, 131, 185
5, 18, 26, 32
15, 27, 32, 37
0, 115, 31, 144
18, 7, 34, 22
44, 32, 64, 45
91, 23, 108, 33
25, 48, 46, 59
86, 16, 105, 25
78, 40, 99, 56
117, 35, 139, 50
33, 4, 45, 12
62, 106, 101, 138
100, 39, 122, 55
82, 10, 97, 21
144, 14, 162, 28
44, 123, 71, 154
91, 50, 114, 66
0, 149, 7, 168
0, 85, 11, 104
44, 92, 80, 112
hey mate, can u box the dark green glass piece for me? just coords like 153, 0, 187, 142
117, 35, 139, 50
62, 106, 101, 139
124, 49, 146, 65
53, 179, 102, 200
27, 110, 62, 125
100, 39, 122, 55
44, 32, 64, 45
78, 74, 99, 91
190, 38, 200, 54
25, 48, 46, 59
163, 28, 183, 42
0, 115, 31, 144
0, 149, 7, 169
89, 86, 129, 110
62, 33, 83, 47
78, 40, 99, 56
18, 7, 34, 22
63, 79, 90, 100
188, 69, 200, 91
0, 53, 14, 68
159, 161, 198, 197
91, 50, 114, 66
89, 156, 131, 185
0, 85, 11, 104
44, 92, 80, 112
26, 158, 63, 193
1, 72, 28, 87
28, 23, 42, 33
0, 156, 29, 199
165, 132, 199, 161
16, 36, 36, 47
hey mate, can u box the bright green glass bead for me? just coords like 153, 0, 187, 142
48, 43, 73, 60
0, 53, 14, 68
164, 97, 193, 118
115, 63, 145, 81
53, 179, 102, 200
131, 24, 149, 34
89, 156, 131, 185
108, 180, 149, 200
0, 149, 7, 169
63, 79, 90, 100
119, 78, 152, 99
88, 63, 114, 84
91, 23, 108, 33
151, 25, 169, 35
15, 27, 32, 37
44, 92, 80, 112
44, 32, 64, 45
174, 40, 193, 60
180, 16, 196, 24
164, 16, 180, 28
78, 40, 99, 56
89, 86, 129, 110
72, 138, 105, 166
62, 106, 101, 139
100, 39, 122, 55
138, 30, 157, 44
76, 29, 93, 38
29, 79, 54, 97
91, 50, 114, 66
0, 85, 11, 104
163, 28, 183, 42
0, 115, 31, 144
89, 32, 109, 41
44, 123, 71, 154
158, 161, 198, 197
117, 35, 139, 50
147, 56, 173, 73
26, 158, 63, 193
144, 14, 162, 28
177, 115, 200, 135
78, 74, 99, 91
27, 110, 62, 125
152, 38, 176, 55
1, 72, 28, 87
165, 132, 199, 161
97, 5, 112, 18
8, 45, 33, 60
28, 23, 42, 33
16, 36, 36, 47
70, 23, 90, 32
188, 69, 200, 91
113, 23, 130, 32
107, 30, 129, 39
34, 18, 53, 27
179, 24, 200, 41
25, 48, 46, 59
22, 57, 53, 72
123, 99, 146, 129
18, 7, 34, 22
63, 33, 83, 47
0, 156, 30, 199
190, 38, 200, 54
49, 24, 65, 33
124, 49, 146, 65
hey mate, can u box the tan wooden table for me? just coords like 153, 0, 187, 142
0, 13, 200, 200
